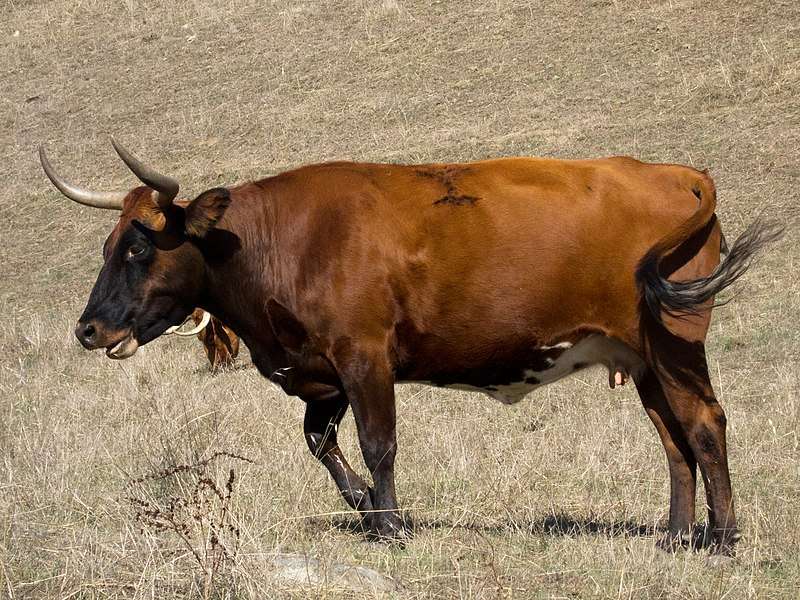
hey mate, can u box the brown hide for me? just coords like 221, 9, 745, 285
205, 156, 719, 387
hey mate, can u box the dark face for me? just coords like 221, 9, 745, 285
74, 186, 230, 359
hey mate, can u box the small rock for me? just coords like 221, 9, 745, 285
706, 554, 736, 569
270, 553, 397, 593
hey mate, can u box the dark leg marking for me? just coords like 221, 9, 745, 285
696, 425, 721, 460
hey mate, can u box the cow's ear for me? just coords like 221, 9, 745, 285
184, 188, 230, 238
267, 299, 309, 352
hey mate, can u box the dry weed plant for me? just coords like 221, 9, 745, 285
125, 451, 253, 599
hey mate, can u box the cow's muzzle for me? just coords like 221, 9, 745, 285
75, 320, 139, 359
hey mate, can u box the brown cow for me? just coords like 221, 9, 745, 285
40, 139, 782, 554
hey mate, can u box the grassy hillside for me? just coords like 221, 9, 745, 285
1, 1, 798, 597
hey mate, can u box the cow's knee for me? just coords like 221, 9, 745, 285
305, 431, 335, 460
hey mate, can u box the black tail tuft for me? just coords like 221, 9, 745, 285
638, 217, 785, 323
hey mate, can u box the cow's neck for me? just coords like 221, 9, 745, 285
196, 190, 288, 377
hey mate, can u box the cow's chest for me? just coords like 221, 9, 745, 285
415, 335, 643, 404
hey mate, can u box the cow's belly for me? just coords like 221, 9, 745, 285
410, 335, 644, 404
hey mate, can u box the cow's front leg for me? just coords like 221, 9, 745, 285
332, 346, 409, 541
304, 394, 374, 514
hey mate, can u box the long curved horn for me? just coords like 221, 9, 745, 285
39, 146, 125, 210
165, 310, 211, 336
111, 138, 179, 209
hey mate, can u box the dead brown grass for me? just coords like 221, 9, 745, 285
1, 0, 799, 597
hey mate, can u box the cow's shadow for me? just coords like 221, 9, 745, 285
316, 513, 715, 549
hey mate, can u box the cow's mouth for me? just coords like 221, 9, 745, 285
106, 333, 139, 359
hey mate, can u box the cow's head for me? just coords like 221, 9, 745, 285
40, 140, 230, 359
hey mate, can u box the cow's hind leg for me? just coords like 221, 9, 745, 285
634, 368, 697, 549
304, 394, 375, 515
652, 352, 740, 555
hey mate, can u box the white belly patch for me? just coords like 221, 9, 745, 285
415, 335, 644, 405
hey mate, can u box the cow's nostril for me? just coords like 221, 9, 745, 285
75, 322, 98, 348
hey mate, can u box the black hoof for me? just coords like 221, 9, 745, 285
710, 527, 741, 557
656, 525, 740, 556
364, 512, 413, 545
656, 530, 692, 553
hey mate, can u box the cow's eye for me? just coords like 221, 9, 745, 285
127, 245, 145, 260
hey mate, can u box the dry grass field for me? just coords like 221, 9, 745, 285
2, 0, 799, 597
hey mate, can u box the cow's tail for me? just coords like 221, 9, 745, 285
635, 170, 784, 323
